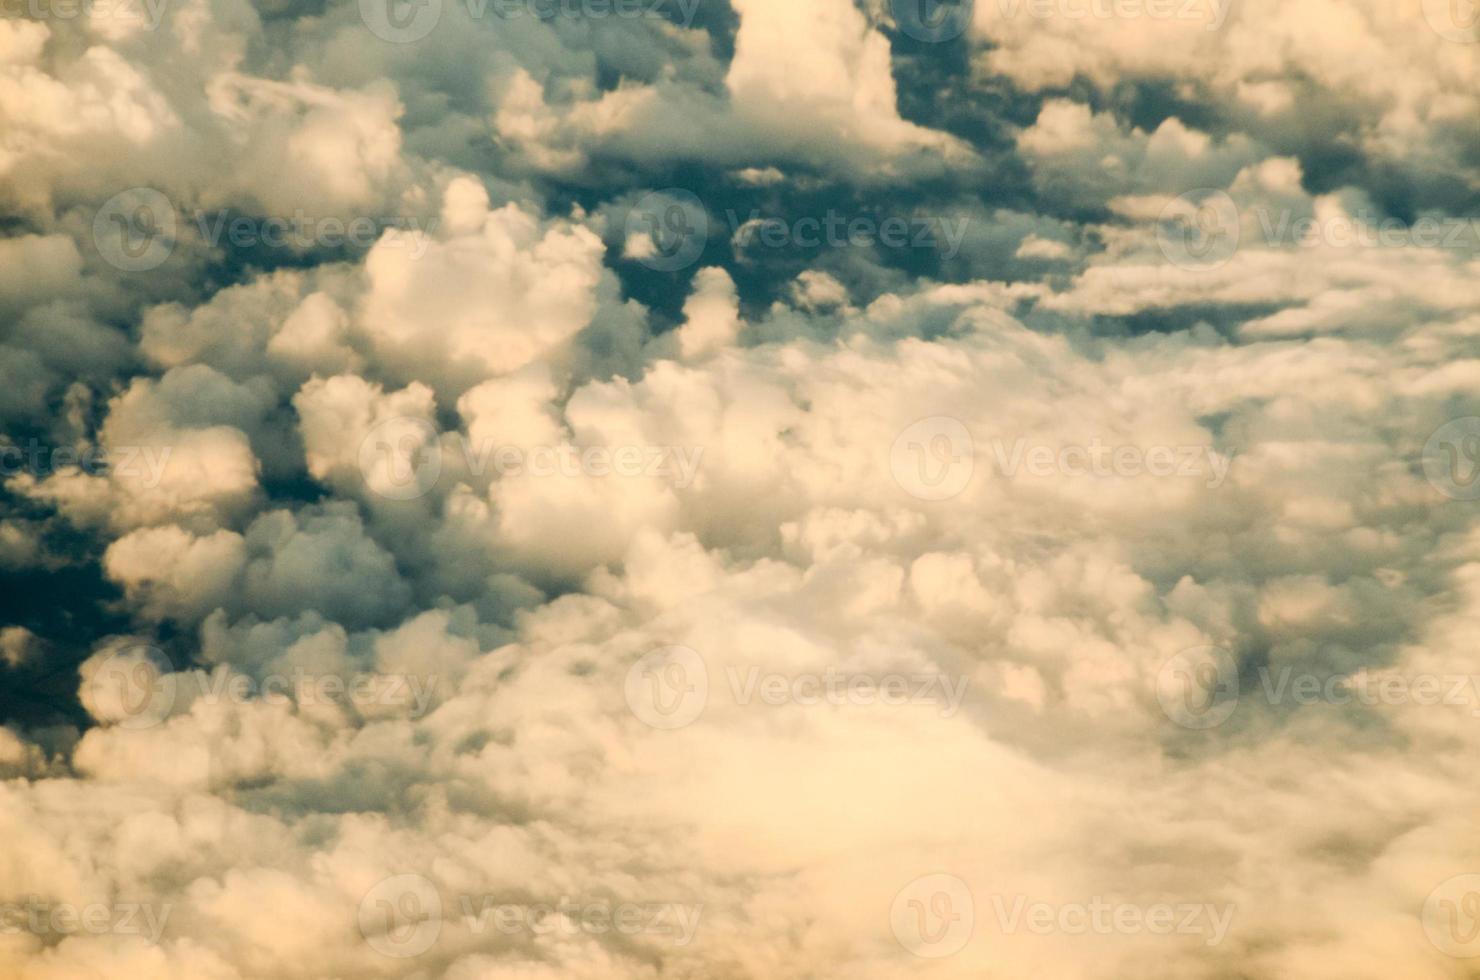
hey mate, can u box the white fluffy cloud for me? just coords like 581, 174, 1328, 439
3, 0, 1480, 977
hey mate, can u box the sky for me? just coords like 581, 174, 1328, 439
2, 0, 1480, 976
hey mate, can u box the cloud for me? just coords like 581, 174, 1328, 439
2, 0, 1480, 976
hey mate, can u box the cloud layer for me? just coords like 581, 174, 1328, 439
2, 0, 1480, 976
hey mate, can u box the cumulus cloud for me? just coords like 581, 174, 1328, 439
2, 0, 1480, 977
